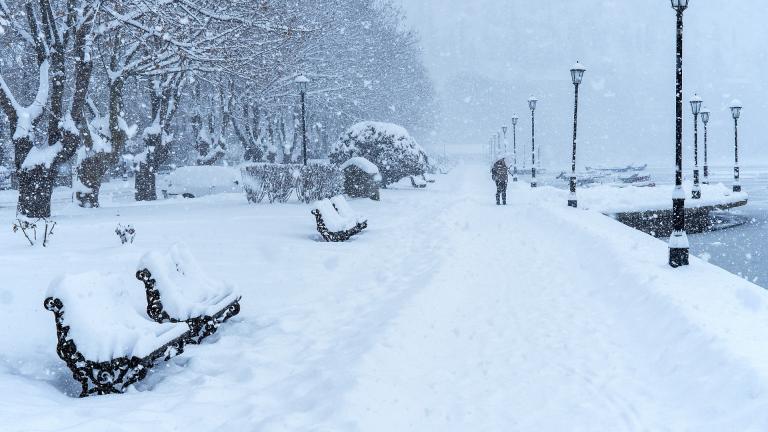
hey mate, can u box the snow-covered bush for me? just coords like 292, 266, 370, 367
330, 122, 428, 186
340, 157, 381, 200
296, 164, 343, 204
241, 163, 342, 204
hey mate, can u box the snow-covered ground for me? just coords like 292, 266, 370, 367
3, 164, 768, 431
574, 182, 748, 214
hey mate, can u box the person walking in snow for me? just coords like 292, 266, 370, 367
491, 158, 509, 205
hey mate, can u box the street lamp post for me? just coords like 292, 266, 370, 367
295, 75, 310, 165
730, 100, 742, 193
502, 125, 508, 156
569, 62, 586, 208
528, 96, 538, 188
511, 114, 519, 182
669, 0, 690, 268
690, 94, 703, 199
701, 107, 710, 184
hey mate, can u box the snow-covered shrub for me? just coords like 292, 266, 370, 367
241, 163, 342, 204
241, 164, 299, 203
115, 224, 136, 245
13, 217, 56, 247
296, 163, 343, 204
340, 157, 381, 200
329, 122, 428, 186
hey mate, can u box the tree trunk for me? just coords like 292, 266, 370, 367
17, 166, 55, 218
76, 78, 125, 207
134, 161, 156, 201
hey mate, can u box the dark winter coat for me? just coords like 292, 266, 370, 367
491, 160, 509, 185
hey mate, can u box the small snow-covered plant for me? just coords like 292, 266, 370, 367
13, 217, 56, 247
330, 121, 429, 186
115, 224, 136, 245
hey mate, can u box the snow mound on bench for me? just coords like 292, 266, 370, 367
330, 195, 366, 225
138, 244, 240, 320
47, 272, 189, 363
313, 199, 357, 232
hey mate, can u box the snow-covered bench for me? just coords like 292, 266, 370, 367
135, 245, 241, 344
410, 175, 427, 189
311, 196, 367, 242
44, 272, 191, 397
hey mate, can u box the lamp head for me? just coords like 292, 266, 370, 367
730, 100, 743, 120
689, 94, 703, 116
295, 74, 310, 92
528, 96, 538, 111
570, 61, 586, 85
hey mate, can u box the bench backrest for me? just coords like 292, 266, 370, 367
313, 198, 356, 232
138, 244, 238, 321
330, 195, 365, 224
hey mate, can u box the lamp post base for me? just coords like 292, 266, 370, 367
568, 200, 577, 208
669, 248, 690, 267
668, 230, 690, 268
733, 184, 742, 193
691, 187, 701, 199
530, 182, 537, 188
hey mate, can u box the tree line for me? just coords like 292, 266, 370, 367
0, 0, 436, 217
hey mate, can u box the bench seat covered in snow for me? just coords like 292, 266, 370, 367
136, 245, 241, 344
311, 196, 367, 242
410, 175, 427, 188
44, 272, 191, 397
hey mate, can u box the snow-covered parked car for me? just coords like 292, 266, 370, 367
161, 166, 242, 199
0, 166, 11, 190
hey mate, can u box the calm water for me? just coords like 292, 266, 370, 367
686, 166, 768, 287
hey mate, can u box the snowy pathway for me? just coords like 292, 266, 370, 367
4, 164, 768, 431
332, 167, 768, 431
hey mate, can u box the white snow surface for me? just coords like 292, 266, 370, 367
572, 181, 748, 214
46, 272, 189, 362
340, 156, 381, 176
137, 244, 240, 320
3, 164, 768, 430
21, 142, 62, 170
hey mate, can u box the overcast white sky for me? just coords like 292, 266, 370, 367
398, 0, 767, 169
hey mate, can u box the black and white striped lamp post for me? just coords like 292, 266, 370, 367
690, 94, 702, 199
295, 75, 310, 165
730, 100, 742, 193
669, 0, 690, 268
528, 96, 538, 188
701, 107, 710, 184
511, 114, 519, 182
569, 62, 586, 208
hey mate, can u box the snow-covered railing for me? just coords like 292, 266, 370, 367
311, 195, 368, 242
136, 244, 241, 344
